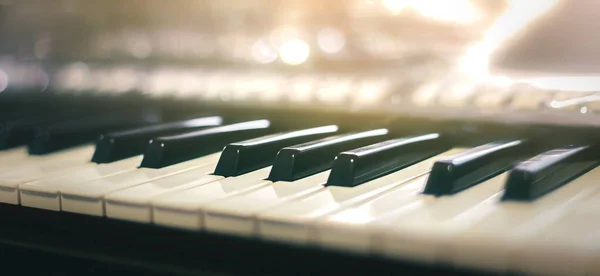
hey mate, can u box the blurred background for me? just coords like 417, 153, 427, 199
0, 0, 598, 109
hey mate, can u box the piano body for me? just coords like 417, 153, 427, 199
1, 0, 600, 275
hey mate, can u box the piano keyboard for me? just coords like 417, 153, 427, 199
0, 107, 599, 276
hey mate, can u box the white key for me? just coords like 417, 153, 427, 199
255, 149, 465, 244
152, 167, 273, 229
368, 173, 507, 264
448, 167, 600, 273
0, 147, 28, 165
20, 156, 143, 210
0, 145, 96, 204
201, 170, 330, 236
21, 152, 222, 211
578, 195, 600, 275
312, 175, 431, 254
60, 153, 220, 216
514, 190, 600, 276
105, 168, 225, 223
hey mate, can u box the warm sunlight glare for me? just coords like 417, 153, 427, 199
382, 0, 480, 23
279, 39, 310, 65
458, 0, 561, 77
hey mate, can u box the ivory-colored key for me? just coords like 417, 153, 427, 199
513, 189, 600, 276
448, 167, 600, 273
152, 167, 273, 229
20, 156, 143, 210
0, 145, 96, 204
368, 173, 507, 264
105, 166, 250, 222
0, 146, 28, 166
200, 171, 330, 236
60, 153, 221, 216
254, 149, 465, 244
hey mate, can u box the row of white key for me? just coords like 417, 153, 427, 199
3, 141, 600, 275
145, 148, 464, 236
309, 167, 600, 276
13, 148, 221, 211
0, 145, 97, 204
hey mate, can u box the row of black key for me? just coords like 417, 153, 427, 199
104, 119, 600, 203
1, 112, 597, 204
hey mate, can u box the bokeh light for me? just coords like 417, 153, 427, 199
382, 0, 408, 15
317, 28, 346, 54
252, 39, 278, 64
458, 0, 561, 77
279, 39, 311, 65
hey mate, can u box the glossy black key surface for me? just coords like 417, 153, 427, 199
326, 133, 448, 187
28, 112, 161, 155
268, 129, 389, 182
140, 120, 273, 168
502, 145, 598, 201
92, 116, 223, 163
423, 140, 530, 196
214, 125, 340, 177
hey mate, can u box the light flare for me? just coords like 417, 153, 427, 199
458, 0, 561, 77
279, 39, 311, 65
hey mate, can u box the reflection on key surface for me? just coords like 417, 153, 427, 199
326, 133, 448, 187
214, 125, 340, 177
424, 140, 530, 196
268, 129, 389, 182
140, 120, 273, 168
92, 116, 223, 163
502, 145, 598, 201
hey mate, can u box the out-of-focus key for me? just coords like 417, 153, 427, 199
0, 110, 91, 149
448, 167, 600, 273
513, 197, 600, 276
92, 116, 223, 163
0, 145, 96, 204
268, 129, 389, 182
29, 113, 160, 154
502, 145, 597, 201
20, 155, 143, 210
140, 120, 272, 168
0, 147, 28, 166
366, 173, 507, 263
60, 153, 221, 216
214, 125, 340, 177
21, 150, 222, 210
0, 145, 94, 169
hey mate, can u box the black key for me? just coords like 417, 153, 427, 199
28, 112, 161, 155
268, 129, 389, 182
92, 116, 223, 163
214, 125, 340, 177
326, 133, 448, 187
0, 111, 90, 149
423, 140, 530, 196
502, 145, 598, 201
140, 120, 273, 168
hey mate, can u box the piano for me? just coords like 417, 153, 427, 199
1, 0, 600, 275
